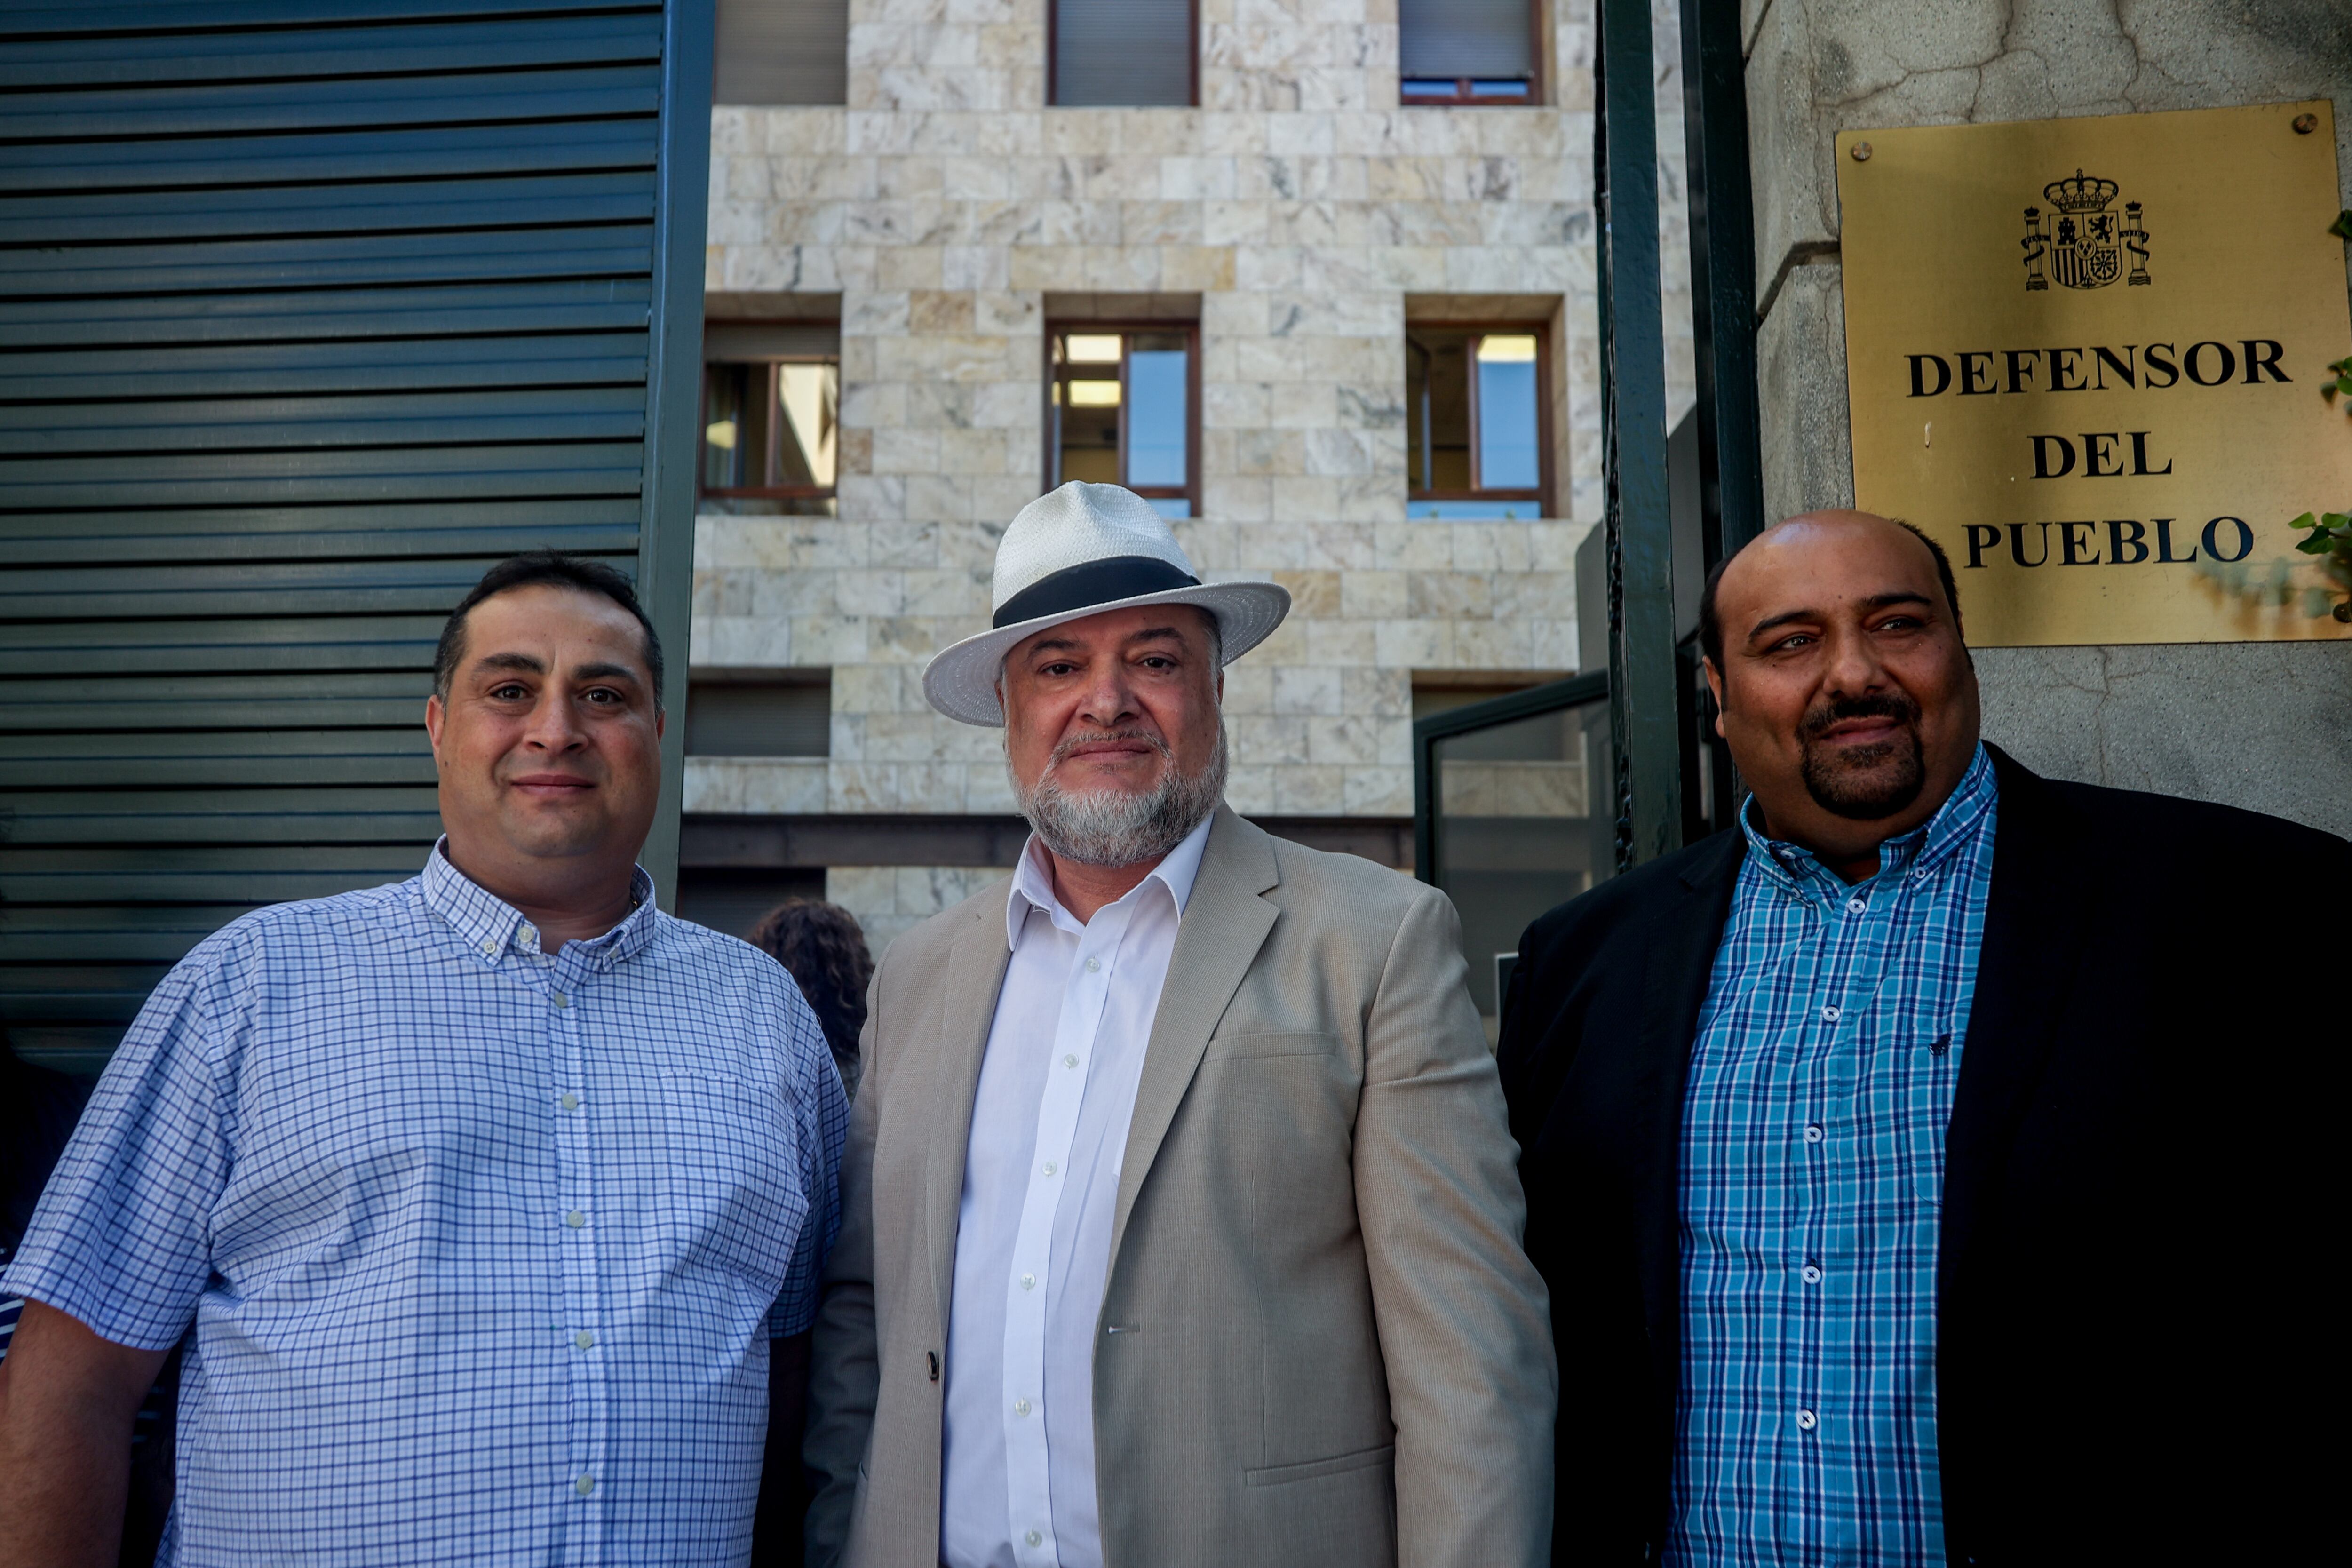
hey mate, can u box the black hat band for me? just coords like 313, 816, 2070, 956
990, 556, 1201, 630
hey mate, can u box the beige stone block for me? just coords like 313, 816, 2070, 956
1203, 476, 1272, 524
1270, 476, 1341, 522
1204, 380, 1269, 430
1221, 659, 1274, 715
794, 615, 873, 664
1373, 617, 1449, 667
1231, 713, 1311, 767
1224, 764, 1277, 817
825, 863, 898, 915
1234, 245, 1305, 291
1343, 765, 1413, 816
1451, 524, 1534, 573
906, 289, 975, 333
1271, 568, 1342, 618
1272, 764, 1344, 814
1301, 521, 1378, 571
1159, 246, 1237, 291
1342, 570, 1407, 619
1307, 715, 1381, 766
1202, 200, 1270, 246
1180, 521, 1242, 570
870, 521, 945, 570
1304, 427, 1377, 477
1453, 618, 1535, 668
1407, 571, 1490, 620
1343, 664, 1412, 720
1270, 664, 1343, 716
1305, 618, 1376, 666
1266, 382, 1340, 431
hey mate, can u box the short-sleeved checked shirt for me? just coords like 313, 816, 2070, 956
1, 844, 847, 1568
1669, 746, 1998, 1568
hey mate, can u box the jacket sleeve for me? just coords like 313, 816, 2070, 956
800, 947, 889, 1566
1355, 885, 1558, 1568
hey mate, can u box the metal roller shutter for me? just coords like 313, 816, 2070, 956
1052, 0, 1193, 108
0, 0, 715, 1075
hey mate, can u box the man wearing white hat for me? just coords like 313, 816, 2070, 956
803, 483, 1556, 1568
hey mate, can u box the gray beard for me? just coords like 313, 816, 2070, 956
1011, 724, 1228, 868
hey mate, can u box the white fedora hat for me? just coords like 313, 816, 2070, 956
922, 482, 1291, 727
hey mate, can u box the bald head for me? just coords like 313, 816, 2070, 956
1700, 511, 1962, 667
1700, 509, 1982, 879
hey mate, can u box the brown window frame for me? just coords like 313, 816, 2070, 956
1047, 0, 1200, 109
1398, 1, 1543, 108
696, 332, 840, 509
1042, 321, 1202, 518
1405, 320, 1555, 518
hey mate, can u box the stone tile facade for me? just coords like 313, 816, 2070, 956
691, 0, 1658, 822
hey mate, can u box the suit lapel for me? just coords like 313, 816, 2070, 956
1109, 807, 1280, 1264
1940, 748, 2085, 1301
923, 897, 1014, 1322
1628, 831, 1746, 1340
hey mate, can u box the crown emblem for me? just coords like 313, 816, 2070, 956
2042, 168, 2121, 214
2019, 168, 2149, 292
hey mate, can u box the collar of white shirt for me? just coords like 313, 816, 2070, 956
1003, 809, 1215, 950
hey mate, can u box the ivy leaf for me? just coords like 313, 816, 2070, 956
2291, 511, 2319, 529
2297, 533, 2335, 554
2328, 513, 2352, 531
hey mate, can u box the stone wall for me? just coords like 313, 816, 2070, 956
1741, 0, 2352, 836
692, 0, 1712, 828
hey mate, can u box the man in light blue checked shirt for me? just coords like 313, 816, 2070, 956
0, 554, 847, 1568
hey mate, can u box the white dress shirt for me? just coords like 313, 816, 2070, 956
940, 813, 1213, 1568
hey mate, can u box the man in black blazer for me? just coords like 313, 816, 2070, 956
1500, 511, 2342, 1566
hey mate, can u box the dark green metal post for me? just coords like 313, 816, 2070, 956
1597, 0, 1682, 868
1679, 0, 1766, 562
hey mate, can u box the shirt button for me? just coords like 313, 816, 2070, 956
1020, 1273, 1036, 1290
1025, 1530, 1043, 1548
564, 1210, 586, 1228
1084, 956, 1100, 973
575, 1329, 596, 1350
1042, 1162, 1057, 1176
574, 1474, 595, 1496
1014, 1398, 1032, 1417
1803, 1125, 1824, 1145
479, 939, 498, 956
1846, 897, 1867, 913
1820, 1004, 1841, 1022
1063, 1054, 1079, 1069
1796, 1409, 1818, 1432
559, 1092, 580, 1111
1802, 1264, 1823, 1285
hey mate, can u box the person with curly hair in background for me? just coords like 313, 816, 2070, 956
750, 900, 875, 1101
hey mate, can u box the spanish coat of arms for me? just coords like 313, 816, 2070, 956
2020, 169, 2151, 290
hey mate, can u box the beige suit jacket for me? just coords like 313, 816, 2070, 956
804, 806, 1555, 1568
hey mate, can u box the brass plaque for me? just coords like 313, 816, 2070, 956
1837, 101, 2352, 645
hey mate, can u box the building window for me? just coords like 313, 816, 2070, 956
685, 671, 833, 757
1406, 325, 1550, 519
1051, 0, 1194, 107
700, 323, 838, 516
1046, 326, 1198, 520
1398, 0, 1537, 106
714, 0, 849, 106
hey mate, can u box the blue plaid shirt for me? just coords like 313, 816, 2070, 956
1, 844, 847, 1567
1669, 746, 1998, 1567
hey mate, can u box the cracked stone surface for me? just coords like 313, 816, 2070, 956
1979, 641, 2352, 836
1745, 0, 2351, 831
1744, 0, 2352, 276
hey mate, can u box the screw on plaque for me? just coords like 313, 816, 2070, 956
2293, 113, 2318, 135
1851, 141, 1873, 161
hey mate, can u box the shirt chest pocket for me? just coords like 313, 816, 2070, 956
650, 1073, 805, 1297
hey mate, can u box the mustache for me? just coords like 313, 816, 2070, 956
1046, 727, 1172, 769
1799, 691, 1920, 740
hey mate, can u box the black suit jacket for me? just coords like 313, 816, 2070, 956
1497, 748, 2344, 1566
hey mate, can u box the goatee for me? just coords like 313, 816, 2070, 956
1798, 692, 1926, 820
1012, 724, 1227, 867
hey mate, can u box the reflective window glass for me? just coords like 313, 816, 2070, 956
1048, 325, 1196, 517
700, 351, 839, 517
1406, 323, 1547, 519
